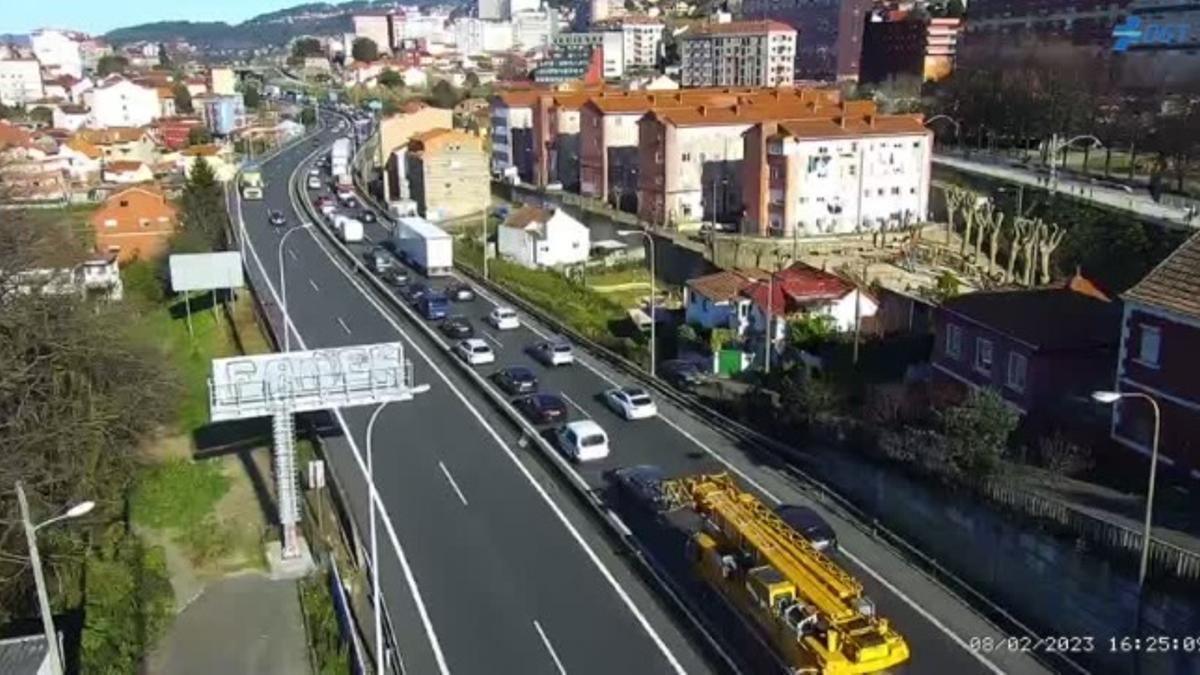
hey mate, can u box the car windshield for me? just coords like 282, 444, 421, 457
553, 344, 571, 353
497, 310, 514, 318
510, 368, 533, 380
472, 345, 490, 353
579, 434, 605, 447
629, 395, 652, 406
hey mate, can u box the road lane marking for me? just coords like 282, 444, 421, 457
236, 149, 451, 675
296, 180, 688, 675
438, 461, 469, 506
481, 330, 503, 347
559, 392, 589, 417
532, 621, 567, 675
288, 248, 298, 261
337, 316, 352, 335
308, 279, 320, 292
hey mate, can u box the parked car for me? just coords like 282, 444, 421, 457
555, 420, 610, 462
440, 316, 474, 339
660, 359, 704, 390
361, 210, 376, 223
604, 387, 657, 420
383, 268, 409, 287
448, 283, 475, 302
492, 366, 538, 395
609, 465, 668, 513
514, 393, 568, 425
488, 307, 520, 330
268, 210, 286, 227
455, 338, 495, 365
773, 504, 838, 551
530, 339, 574, 367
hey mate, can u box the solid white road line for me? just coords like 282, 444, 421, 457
559, 392, 589, 418
295, 178, 688, 675
532, 621, 568, 675
437, 461, 469, 507
337, 316, 352, 335
237, 151, 452, 675
481, 330, 503, 348
455, 240, 1009, 675
309, 279, 320, 292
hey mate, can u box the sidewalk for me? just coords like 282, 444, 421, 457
147, 573, 310, 675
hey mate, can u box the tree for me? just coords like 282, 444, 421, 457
945, 0, 965, 17
786, 314, 835, 350
709, 327, 735, 353
429, 79, 461, 109
291, 37, 323, 59
933, 270, 960, 301
778, 372, 838, 429
676, 323, 699, 349
937, 389, 1019, 481
157, 42, 171, 68
300, 107, 316, 126
180, 156, 226, 249
377, 69, 405, 89
173, 82, 193, 114
243, 84, 261, 110
96, 54, 129, 77
186, 127, 212, 146
352, 37, 380, 63
28, 106, 52, 125
464, 71, 481, 91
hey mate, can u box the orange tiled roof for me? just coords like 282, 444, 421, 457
65, 136, 102, 159
775, 113, 929, 139
105, 160, 146, 172
74, 127, 149, 145
181, 143, 220, 156
651, 99, 877, 127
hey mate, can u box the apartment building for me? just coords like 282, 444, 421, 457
30, 29, 83, 79
595, 16, 665, 71
377, 102, 453, 201
0, 59, 44, 106
352, 13, 394, 54
531, 91, 593, 190
741, 106, 932, 237
454, 18, 515, 56
84, 76, 160, 128
90, 185, 178, 262
491, 90, 538, 182
679, 20, 797, 88
405, 129, 490, 222
741, 0, 872, 81
861, 15, 963, 83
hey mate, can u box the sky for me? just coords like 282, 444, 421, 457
2, 0, 308, 36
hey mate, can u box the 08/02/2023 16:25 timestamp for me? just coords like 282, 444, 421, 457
970, 635, 1200, 654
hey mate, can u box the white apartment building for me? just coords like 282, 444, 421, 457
679, 20, 796, 87
352, 14, 392, 54
606, 17, 664, 70
31, 29, 83, 79
209, 67, 236, 96
479, 0, 505, 21
454, 19, 515, 56
0, 60, 44, 106
513, 9, 558, 51
490, 96, 534, 179
401, 14, 449, 44
84, 77, 160, 128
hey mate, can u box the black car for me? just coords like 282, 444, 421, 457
609, 465, 669, 513
361, 210, 377, 223
660, 359, 704, 389
440, 315, 474, 339
774, 504, 838, 551
268, 210, 286, 227
493, 366, 538, 395
383, 268, 409, 287
514, 393, 568, 425
447, 283, 475, 302
401, 283, 429, 305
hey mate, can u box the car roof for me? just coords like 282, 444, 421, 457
565, 419, 604, 435
463, 338, 487, 348
505, 366, 535, 376
616, 464, 665, 480
775, 505, 829, 528
620, 386, 647, 396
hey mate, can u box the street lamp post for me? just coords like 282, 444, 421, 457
15, 482, 94, 675
278, 222, 313, 352
924, 115, 961, 151
617, 229, 656, 376
764, 254, 791, 375
365, 403, 390, 675
1047, 134, 1103, 194
481, 209, 489, 280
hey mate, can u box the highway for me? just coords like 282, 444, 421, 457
240, 114, 1056, 675
231, 122, 716, 675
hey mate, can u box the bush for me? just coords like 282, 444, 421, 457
131, 460, 230, 530
179, 515, 235, 566
1039, 433, 1094, 479
300, 572, 351, 675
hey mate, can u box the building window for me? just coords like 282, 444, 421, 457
975, 338, 993, 375
1137, 324, 1161, 367
945, 323, 961, 359
1006, 352, 1027, 392
682, 152, 691, 162
104, 218, 117, 228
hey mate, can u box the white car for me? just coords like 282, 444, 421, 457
531, 340, 574, 367
307, 175, 322, 189
604, 386, 657, 420
555, 420, 610, 463
454, 338, 495, 365
488, 307, 520, 330
319, 202, 336, 216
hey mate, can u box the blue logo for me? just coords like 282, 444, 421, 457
1112, 16, 1142, 53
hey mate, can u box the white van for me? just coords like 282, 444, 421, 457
556, 420, 610, 462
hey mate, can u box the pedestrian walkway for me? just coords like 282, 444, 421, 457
146, 573, 311, 675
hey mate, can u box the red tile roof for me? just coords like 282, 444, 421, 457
687, 269, 767, 302
105, 160, 146, 172
741, 263, 856, 316
1124, 230, 1200, 320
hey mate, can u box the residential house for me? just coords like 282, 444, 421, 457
155, 86, 178, 118
73, 127, 159, 166
59, 136, 102, 182
181, 143, 237, 182
401, 66, 428, 89
0, 122, 68, 202
932, 274, 1121, 424
404, 128, 490, 222
377, 103, 453, 201
90, 184, 178, 261
12, 252, 124, 301
0, 59, 44, 106
498, 206, 590, 268
84, 76, 160, 128
1109, 232, 1200, 477
209, 67, 235, 96
744, 263, 878, 343
103, 160, 154, 183
186, 76, 209, 98
51, 104, 90, 131
152, 116, 204, 150
684, 268, 767, 333
44, 74, 93, 104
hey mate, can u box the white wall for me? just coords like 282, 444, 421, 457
602, 32, 625, 78
86, 80, 160, 128
0, 60, 44, 106
666, 124, 748, 223
539, 210, 589, 266
31, 30, 82, 79
497, 225, 536, 267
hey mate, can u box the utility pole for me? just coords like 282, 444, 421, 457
852, 260, 865, 365
481, 209, 489, 279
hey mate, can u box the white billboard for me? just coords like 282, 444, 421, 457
208, 342, 418, 422
169, 252, 245, 292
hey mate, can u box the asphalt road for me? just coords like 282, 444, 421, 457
237, 114, 1056, 675
233, 123, 714, 675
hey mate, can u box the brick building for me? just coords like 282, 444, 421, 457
405, 129, 490, 223
90, 185, 178, 262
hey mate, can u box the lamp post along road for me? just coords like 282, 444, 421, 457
618, 230, 656, 375
15, 482, 94, 675
366, 403, 390, 675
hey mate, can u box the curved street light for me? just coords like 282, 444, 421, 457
617, 229, 657, 376
924, 114, 962, 148
1048, 134, 1104, 193
278, 222, 314, 352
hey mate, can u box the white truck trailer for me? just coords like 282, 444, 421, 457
392, 216, 453, 277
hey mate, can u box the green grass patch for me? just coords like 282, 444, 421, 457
131, 460, 230, 530
585, 264, 651, 289
22, 203, 98, 250
300, 572, 351, 675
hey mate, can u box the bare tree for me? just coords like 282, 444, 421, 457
987, 209, 1006, 278
1005, 217, 1030, 284
972, 199, 995, 268
942, 186, 965, 260
1037, 221, 1067, 284
1021, 218, 1043, 286
959, 193, 980, 262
